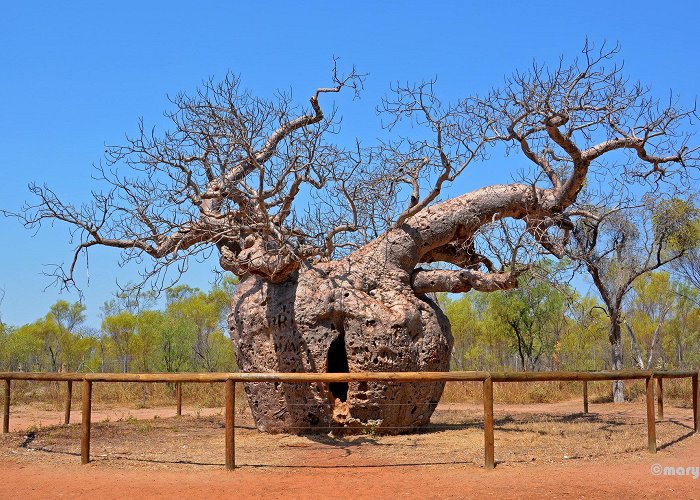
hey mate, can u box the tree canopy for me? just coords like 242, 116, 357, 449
8, 42, 698, 296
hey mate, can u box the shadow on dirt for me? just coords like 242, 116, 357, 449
11, 408, 696, 470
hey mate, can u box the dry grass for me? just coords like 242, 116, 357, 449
5, 380, 234, 410
441, 379, 694, 406
5, 377, 696, 412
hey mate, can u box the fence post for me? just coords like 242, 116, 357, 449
176, 382, 182, 417
3, 379, 9, 433
81, 380, 92, 464
656, 377, 663, 421
483, 377, 495, 469
693, 372, 698, 433
583, 380, 589, 414
225, 379, 236, 470
64, 381, 73, 425
645, 376, 656, 453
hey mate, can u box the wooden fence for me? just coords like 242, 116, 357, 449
1, 369, 698, 470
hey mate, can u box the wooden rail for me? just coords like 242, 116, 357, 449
0, 369, 698, 469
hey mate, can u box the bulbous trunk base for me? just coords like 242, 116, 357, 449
230, 260, 453, 434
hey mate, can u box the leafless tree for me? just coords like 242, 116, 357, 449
7, 43, 699, 432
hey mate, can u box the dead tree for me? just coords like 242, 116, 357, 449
9, 44, 698, 432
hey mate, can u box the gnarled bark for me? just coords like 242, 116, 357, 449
231, 265, 452, 433
230, 184, 543, 433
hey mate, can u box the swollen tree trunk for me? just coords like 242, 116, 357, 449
230, 184, 540, 434
230, 235, 454, 433
231, 263, 452, 433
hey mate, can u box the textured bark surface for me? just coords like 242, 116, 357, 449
230, 249, 453, 434
229, 184, 544, 433
609, 318, 625, 403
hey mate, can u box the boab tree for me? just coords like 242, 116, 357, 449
12, 45, 697, 433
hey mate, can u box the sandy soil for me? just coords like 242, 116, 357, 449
0, 399, 698, 499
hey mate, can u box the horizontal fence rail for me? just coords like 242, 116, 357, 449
2, 369, 697, 383
1, 369, 698, 470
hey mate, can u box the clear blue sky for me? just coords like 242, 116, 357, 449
1, 0, 699, 328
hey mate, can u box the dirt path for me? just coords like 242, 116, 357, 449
0, 401, 698, 499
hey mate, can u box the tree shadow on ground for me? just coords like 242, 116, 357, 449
20, 445, 476, 469
11, 410, 696, 469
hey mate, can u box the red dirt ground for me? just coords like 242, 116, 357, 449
1, 400, 698, 499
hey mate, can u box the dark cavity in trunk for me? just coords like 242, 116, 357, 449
327, 333, 349, 402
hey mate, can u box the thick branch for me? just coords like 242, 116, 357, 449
411, 268, 518, 294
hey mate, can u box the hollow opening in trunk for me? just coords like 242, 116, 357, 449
327, 333, 349, 402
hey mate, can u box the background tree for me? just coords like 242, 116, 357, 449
1, 274, 698, 401
665, 281, 700, 369
2, 324, 44, 371
102, 311, 137, 373
626, 272, 676, 370
557, 295, 609, 371
8, 44, 698, 432
132, 310, 161, 373
672, 218, 700, 289
484, 271, 570, 371
570, 200, 699, 401
164, 283, 234, 372
441, 294, 493, 371
31, 301, 87, 372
